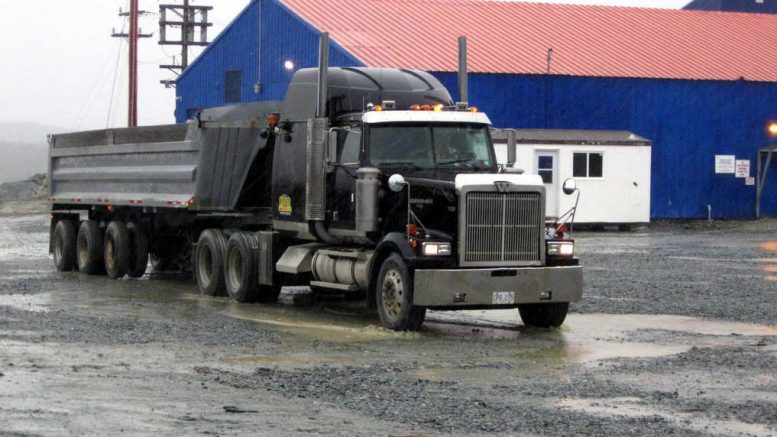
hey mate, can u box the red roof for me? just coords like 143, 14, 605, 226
281, 0, 777, 82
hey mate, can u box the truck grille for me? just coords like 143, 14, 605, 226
462, 192, 543, 265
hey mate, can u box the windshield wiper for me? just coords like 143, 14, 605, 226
438, 158, 476, 168
381, 161, 424, 170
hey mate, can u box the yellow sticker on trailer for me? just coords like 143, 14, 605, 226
278, 194, 292, 215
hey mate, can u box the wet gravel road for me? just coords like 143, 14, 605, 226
0, 214, 775, 436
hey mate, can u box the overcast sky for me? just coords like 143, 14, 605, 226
0, 0, 688, 132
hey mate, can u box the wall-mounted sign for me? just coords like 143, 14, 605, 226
746, 176, 755, 186
715, 155, 736, 174
735, 160, 750, 178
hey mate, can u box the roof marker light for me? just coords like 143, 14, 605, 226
410, 104, 421, 111
470, 106, 478, 112
433, 104, 444, 112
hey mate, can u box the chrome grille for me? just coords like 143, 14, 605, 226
463, 192, 543, 265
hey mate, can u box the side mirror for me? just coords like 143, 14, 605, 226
388, 174, 406, 192
501, 166, 525, 174
325, 129, 338, 172
562, 178, 577, 195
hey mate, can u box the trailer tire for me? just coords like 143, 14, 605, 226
77, 220, 104, 275
518, 302, 569, 328
52, 220, 77, 272
225, 232, 259, 302
126, 222, 149, 278
104, 221, 130, 279
195, 229, 227, 296
375, 253, 426, 331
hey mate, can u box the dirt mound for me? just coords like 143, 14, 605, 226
0, 174, 47, 203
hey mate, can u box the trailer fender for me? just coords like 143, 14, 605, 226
367, 233, 418, 309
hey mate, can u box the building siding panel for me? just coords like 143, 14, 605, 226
176, 0, 363, 122
433, 72, 777, 218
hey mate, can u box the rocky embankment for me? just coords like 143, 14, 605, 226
0, 174, 48, 215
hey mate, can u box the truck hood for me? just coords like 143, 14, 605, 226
455, 173, 544, 190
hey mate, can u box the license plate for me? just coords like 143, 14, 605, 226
492, 291, 515, 305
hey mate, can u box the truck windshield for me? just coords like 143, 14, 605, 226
369, 123, 495, 169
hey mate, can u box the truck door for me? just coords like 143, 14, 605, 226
328, 128, 361, 229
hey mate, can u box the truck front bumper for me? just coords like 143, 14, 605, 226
413, 266, 583, 308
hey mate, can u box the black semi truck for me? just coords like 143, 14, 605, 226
48, 37, 582, 331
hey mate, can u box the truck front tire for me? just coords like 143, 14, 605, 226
126, 222, 149, 278
52, 220, 77, 272
518, 303, 569, 328
104, 221, 130, 279
225, 232, 259, 302
375, 253, 426, 331
77, 220, 104, 275
195, 229, 227, 296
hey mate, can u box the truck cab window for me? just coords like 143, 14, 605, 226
370, 126, 433, 167
338, 129, 361, 164
369, 123, 494, 169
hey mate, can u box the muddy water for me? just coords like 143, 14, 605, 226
1, 214, 776, 436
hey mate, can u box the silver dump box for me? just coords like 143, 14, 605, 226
48, 102, 280, 211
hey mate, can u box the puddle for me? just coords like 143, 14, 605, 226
213, 298, 417, 343
426, 311, 777, 364
669, 256, 777, 263
0, 293, 50, 312
558, 397, 776, 437
222, 354, 353, 367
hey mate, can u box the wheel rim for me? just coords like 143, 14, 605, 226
381, 269, 403, 319
54, 233, 63, 264
77, 234, 88, 267
227, 249, 243, 290
198, 246, 213, 286
105, 237, 115, 269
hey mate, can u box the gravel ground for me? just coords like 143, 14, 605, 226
0, 213, 775, 436
574, 219, 777, 324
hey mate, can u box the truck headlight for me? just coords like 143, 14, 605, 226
547, 241, 574, 257
422, 242, 452, 256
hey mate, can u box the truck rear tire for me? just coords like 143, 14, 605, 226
195, 229, 227, 296
126, 222, 149, 278
375, 253, 426, 331
52, 220, 77, 272
518, 303, 569, 328
77, 220, 104, 275
225, 232, 259, 302
104, 221, 130, 279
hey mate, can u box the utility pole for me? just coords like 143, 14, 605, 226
159, 1, 212, 87
112, 1, 153, 127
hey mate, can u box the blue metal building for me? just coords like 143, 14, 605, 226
685, 0, 777, 13
176, 0, 777, 219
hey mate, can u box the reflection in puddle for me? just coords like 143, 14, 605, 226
558, 397, 776, 437
0, 293, 50, 312
761, 241, 777, 251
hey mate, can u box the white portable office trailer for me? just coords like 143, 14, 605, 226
492, 129, 652, 224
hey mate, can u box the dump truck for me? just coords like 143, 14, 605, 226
48, 36, 582, 331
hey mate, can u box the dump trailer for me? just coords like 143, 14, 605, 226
48, 38, 582, 331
